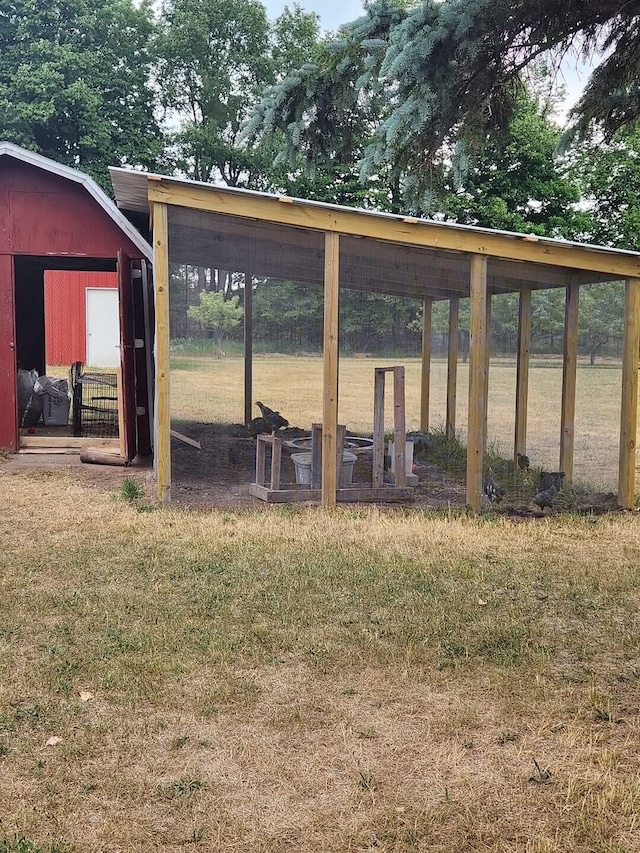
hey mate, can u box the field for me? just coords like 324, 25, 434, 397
1, 468, 640, 852
170, 354, 628, 490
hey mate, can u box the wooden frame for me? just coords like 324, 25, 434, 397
560, 282, 580, 484
446, 295, 459, 439
467, 255, 488, 512
420, 297, 432, 432
514, 287, 531, 460
133, 171, 640, 512
152, 202, 171, 503
618, 277, 640, 508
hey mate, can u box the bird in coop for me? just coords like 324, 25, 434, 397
247, 416, 270, 438
483, 476, 506, 505
256, 401, 289, 434
533, 484, 557, 511
516, 452, 530, 471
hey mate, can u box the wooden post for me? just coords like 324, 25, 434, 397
311, 423, 322, 488
560, 282, 579, 485
152, 202, 171, 504
270, 437, 282, 491
618, 277, 640, 508
420, 297, 432, 431
322, 232, 340, 506
446, 296, 459, 439
466, 255, 488, 511
243, 270, 253, 427
372, 368, 385, 487
514, 287, 531, 460
393, 366, 407, 487
482, 292, 492, 455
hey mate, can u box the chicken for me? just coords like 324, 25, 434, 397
247, 416, 270, 438
534, 484, 556, 511
516, 452, 530, 471
256, 401, 289, 434
483, 476, 506, 504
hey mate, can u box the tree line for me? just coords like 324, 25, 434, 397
2, 0, 640, 360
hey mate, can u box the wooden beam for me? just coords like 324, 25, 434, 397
243, 270, 253, 427
514, 287, 532, 459
446, 296, 459, 439
393, 366, 407, 487
148, 179, 640, 278
322, 232, 340, 507
560, 283, 580, 485
19, 436, 119, 449
618, 277, 640, 508
466, 255, 488, 511
420, 297, 432, 432
372, 369, 385, 488
153, 201, 171, 503
483, 293, 492, 456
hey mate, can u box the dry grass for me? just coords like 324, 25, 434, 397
1, 467, 640, 851
170, 355, 626, 489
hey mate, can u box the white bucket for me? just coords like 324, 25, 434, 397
388, 440, 415, 476
291, 451, 357, 486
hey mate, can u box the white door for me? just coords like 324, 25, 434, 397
86, 288, 120, 368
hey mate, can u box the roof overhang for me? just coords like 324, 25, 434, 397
109, 168, 640, 299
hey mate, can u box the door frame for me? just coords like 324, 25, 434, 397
0, 254, 17, 451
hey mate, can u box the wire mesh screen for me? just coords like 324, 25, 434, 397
166, 207, 327, 500
71, 363, 119, 438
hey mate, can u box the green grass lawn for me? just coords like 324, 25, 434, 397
1, 468, 639, 852
170, 354, 628, 489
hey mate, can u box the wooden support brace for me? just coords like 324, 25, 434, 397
446, 296, 459, 439
243, 270, 253, 428
560, 282, 579, 484
270, 437, 282, 491
393, 366, 407, 487
322, 232, 340, 506
514, 287, 531, 459
372, 369, 385, 488
618, 277, 640, 508
420, 297, 432, 432
466, 255, 488, 512
152, 201, 171, 503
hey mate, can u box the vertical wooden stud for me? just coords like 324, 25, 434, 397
466, 255, 488, 511
372, 368, 385, 487
420, 297, 432, 431
393, 366, 407, 487
311, 422, 322, 488
618, 277, 640, 508
270, 437, 282, 491
482, 292, 492, 455
152, 201, 171, 504
514, 287, 531, 460
560, 282, 579, 484
446, 296, 459, 439
243, 270, 253, 427
322, 232, 340, 506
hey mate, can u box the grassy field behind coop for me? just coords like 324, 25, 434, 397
170, 353, 627, 491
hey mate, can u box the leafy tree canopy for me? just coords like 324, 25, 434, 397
0, 0, 164, 188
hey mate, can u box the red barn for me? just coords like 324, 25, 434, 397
0, 142, 153, 458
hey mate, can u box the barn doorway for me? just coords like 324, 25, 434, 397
13, 256, 121, 444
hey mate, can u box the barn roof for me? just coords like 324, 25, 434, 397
109, 167, 640, 300
0, 142, 152, 261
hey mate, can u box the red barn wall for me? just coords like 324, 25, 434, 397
0, 159, 145, 259
44, 270, 118, 365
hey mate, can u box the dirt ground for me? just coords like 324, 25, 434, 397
2, 421, 623, 516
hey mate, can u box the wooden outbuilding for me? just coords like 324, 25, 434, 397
109, 169, 640, 510
0, 143, 154, 460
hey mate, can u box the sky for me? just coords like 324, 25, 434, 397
263, 0, 365, 32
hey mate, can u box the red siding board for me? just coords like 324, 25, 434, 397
44, 270, 118, 365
